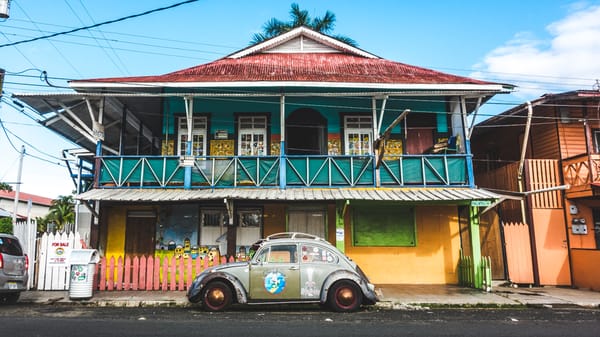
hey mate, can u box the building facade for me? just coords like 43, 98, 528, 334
472, 90, 600, 290
15, 27, 513, 285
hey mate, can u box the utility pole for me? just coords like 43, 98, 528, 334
12, 145, 24, 225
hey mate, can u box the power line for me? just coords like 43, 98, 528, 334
0, 0, 200, 48
12, 1, 83, 77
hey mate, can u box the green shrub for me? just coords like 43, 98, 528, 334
0, 217, 13, 234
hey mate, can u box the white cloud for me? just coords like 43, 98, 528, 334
473, 4, 600, 99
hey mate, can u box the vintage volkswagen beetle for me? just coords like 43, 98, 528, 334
187, 232, 378, 312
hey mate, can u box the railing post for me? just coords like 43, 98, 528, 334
465, 139, 475, 188
279, 95, 286, 189
469, 204, 483, 289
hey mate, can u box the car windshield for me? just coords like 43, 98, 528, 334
0, 237, 23, 256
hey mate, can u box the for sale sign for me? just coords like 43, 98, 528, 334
48, 241, 71, 265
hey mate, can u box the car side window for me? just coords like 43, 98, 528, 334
0, 237, 23, 256
255, 244, 297, 263
301, 244, 338, 264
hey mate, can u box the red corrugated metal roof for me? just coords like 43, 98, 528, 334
73, 53, 493, 85
0, 190, 54, 206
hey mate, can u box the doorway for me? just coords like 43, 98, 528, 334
125, 211, 156, 257
288, 209, 326, 238
286, 108, 327, 155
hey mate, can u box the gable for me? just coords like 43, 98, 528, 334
266, 35, 339, 54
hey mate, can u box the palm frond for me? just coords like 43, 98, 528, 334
332, 35, 359, 47
313, 11, 336, 33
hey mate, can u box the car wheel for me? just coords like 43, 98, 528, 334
202, 281, 232, 312
0, 292, 20, 305
328, 280, 362, 312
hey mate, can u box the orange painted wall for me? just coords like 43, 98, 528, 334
531, 209, 571, 286
565, 203, 597, 249
345, 205, 461, 284
571, 249, 600, 291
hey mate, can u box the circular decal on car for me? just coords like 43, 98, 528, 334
264, 271, 286, 294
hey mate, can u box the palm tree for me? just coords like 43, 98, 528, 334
250, 3, 357, 46
0, 182, 12, 191
48, 195, 75, 232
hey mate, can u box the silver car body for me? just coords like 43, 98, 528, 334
187, 232, 378, 310
0, 234, 29, 301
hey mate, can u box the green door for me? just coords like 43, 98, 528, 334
249, 244, 300, 300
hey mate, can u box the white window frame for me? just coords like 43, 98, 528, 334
238, 116, 267, 156
177, 116, 207, 156
344, 116, 373, 155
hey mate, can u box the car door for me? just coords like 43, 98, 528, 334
249, 243, 300, 300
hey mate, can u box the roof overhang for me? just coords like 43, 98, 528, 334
76, 187, 501, 203
68, 81, 512, 93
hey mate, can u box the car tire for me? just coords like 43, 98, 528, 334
0, 292, 20, 305
328, 280, 362, 312
202, 281, 232, 312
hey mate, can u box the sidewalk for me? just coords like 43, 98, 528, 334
18, 283, 600, 309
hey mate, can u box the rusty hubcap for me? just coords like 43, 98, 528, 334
207, 288, 225, 306
337, 287, 355, 306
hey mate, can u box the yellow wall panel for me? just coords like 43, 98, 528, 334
345, 206, 461, 284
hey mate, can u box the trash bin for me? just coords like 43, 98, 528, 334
69, 249, 99, 300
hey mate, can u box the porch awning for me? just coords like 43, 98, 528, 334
76, 187, 500, 203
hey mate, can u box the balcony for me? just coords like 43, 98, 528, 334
96, 154, 470, 189
562, 153, 600, 198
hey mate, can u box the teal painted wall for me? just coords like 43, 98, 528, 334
161, 94, 447, 137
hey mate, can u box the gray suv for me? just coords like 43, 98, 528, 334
0, 233, 29, 304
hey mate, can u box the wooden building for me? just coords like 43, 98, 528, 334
472, 90, 600, 290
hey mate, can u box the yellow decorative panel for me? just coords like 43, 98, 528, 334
328, 134, 341, 155
210, 140, 234, 156
270, 135, 280, 155
384, 139, 403, 158
161, 140, 174, 155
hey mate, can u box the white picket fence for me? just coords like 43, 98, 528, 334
37, 231, 84, 290
13, 221, 82, 290
13, 220, 37, 289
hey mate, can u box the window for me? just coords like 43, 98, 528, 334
300, 244, 338, 264
255, 244, 298, 263
177, 117, 207, 156
594, 129, 600, 153
344, 116, 372, 155
238, 116, 267, 156
353, 205, 416, 247
200, 208, 228, 247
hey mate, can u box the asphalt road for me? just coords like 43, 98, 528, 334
1, 304, 599, 337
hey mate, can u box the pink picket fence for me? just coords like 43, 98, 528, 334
95, 255, 239, 291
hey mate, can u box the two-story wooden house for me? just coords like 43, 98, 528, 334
14, 27, 513, 285
472, 90, 600, 290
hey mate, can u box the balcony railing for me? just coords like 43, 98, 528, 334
562, 153, 600, 196
97, 154, 470, 188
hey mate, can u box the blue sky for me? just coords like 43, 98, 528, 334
1, 0, 600, 198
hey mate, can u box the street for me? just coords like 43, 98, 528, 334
1, 304, 599, 337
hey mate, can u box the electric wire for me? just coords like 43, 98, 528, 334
0, 0, 200, 48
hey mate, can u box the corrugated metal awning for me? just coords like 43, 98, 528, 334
76, 187, 500, 203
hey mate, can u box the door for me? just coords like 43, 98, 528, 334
286, 108, 327, 155
288, 210, 326, 238
531, 209, 571, 285
249, 244, 300, 300
405, 128, 434, 154
125, 215, 156, 257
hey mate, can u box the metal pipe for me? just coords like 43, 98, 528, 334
518, 101, 533, 223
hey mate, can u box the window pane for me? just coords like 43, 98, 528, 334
301, 244, 337, 264
353, 206, 415, 246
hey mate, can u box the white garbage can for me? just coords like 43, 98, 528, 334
69, 249, 99, 300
